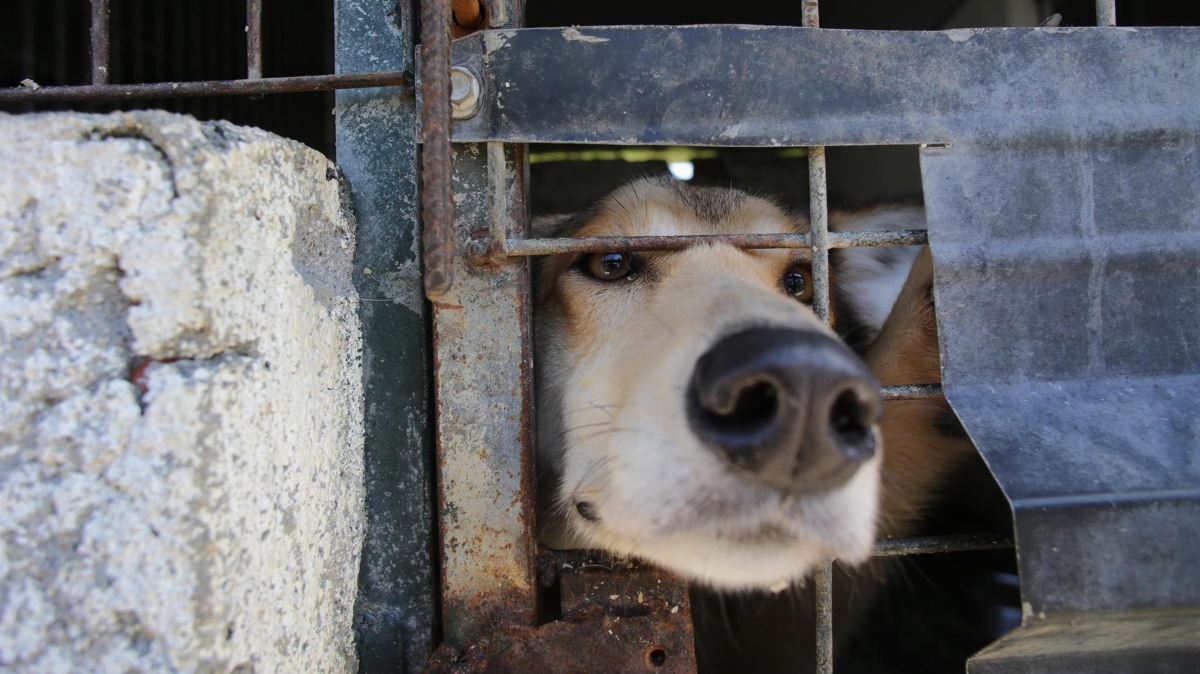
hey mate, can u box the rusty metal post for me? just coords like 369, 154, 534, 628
432, 141, 539, 646
246, 0, 263, 79
421, 0, 456, 300
431, 0, 539, 648
90, 0, 111, 85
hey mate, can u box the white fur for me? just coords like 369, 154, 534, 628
834, 207, 926, 340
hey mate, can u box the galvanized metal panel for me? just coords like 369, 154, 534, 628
448, 26, 1200, 146
335, 1, 437, 671
921, 135, 1200, 667
968, 607, 1200, 674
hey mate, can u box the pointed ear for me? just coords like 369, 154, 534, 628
830, 205, 926, 351
532, 213, 575, 239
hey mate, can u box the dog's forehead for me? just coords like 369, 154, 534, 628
581, 178, 807, 238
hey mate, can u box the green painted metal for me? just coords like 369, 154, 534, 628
334, 1, 436, 672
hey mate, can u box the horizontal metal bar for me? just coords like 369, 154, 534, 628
835, 229, 928, 248
500, 229, 928, 256
0, 71, 412, 102
449, 26, 1200, 145
871, 532, 1013, 556
881, 384, 943, 400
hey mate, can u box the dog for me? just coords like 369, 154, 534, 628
534, 176, 973, 590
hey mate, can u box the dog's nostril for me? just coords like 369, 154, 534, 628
575, 501, 599, 522
831, 389, 868, 440
705, 381, 778, 432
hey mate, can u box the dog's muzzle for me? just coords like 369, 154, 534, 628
687, 328, 883, 493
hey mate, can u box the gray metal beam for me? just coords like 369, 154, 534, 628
446, 25, 1200, 146
335, 1, 436, 672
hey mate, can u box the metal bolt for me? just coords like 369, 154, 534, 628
450, 66, 481, 120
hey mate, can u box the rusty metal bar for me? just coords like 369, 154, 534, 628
498, 229, 928, 256
486, 142, 509, 258
1096, 0, 1117, 27
0, 71, 412, 102
815, 559, 834, 674
872, 532, 1013, 556
421, 0, 455, 300
246, 0, 263, 79
881, 384, 943, 401
452, 0, 485, 29
90, 0, 111, 85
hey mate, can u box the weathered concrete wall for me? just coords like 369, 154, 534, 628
0, 111, 365, 673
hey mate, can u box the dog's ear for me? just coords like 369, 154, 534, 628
830, 205, 926, 352
530, 214, 581, 309
532, 213, 575, 239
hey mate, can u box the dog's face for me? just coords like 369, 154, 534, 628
535, 178, 883, 590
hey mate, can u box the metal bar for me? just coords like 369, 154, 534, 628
815, 560, 834, 674
803, 0, 820, 28
247, 0, 263, 79
0, 71, 412, 102
452, 0, 484, 29
448, 27, 1200, 146
497, 229, 928, 257
881, 384, 943, 401
420, 0, 455, 300
872, 533, 1013, 557
336, 0, 436, 669
486, 142, 509, 258
809, 146, 831, 323
1096, 0, 1117, 27
90, 0, 111, 85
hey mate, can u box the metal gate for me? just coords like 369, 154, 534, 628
416, 0, 1200, 672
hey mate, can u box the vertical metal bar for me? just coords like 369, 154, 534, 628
807, 5, 834, 671
335, 0, 437, 670
809, 146, 831, 324
421, 0, 455, 299
452, 0, 484, 29
803, 0, 820, 29
1096, 0, 1117, 26
247, 0, 263, 79
90, 0, 111, 85
433, 140, 538, 646
815, 560, 834, 674
431, 0, 537, 650
486, 142, 510, 256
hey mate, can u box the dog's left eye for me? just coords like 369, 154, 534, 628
586, 252, 633, 281
784, 265, 814, 303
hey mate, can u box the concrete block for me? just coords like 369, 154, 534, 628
0, 111, 365, 673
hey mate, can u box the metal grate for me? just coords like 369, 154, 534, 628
0, 1, 408, 102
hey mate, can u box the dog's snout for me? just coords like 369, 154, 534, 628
687, 328, 883, 492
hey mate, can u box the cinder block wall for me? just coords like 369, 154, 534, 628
0, 111, 365, 673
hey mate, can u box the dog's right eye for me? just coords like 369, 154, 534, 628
586, 252, 633, 281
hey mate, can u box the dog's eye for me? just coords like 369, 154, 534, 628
586, 252, 633, 281
784, 266, 814, 303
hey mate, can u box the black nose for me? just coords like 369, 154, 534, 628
687, 328, 883, 492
